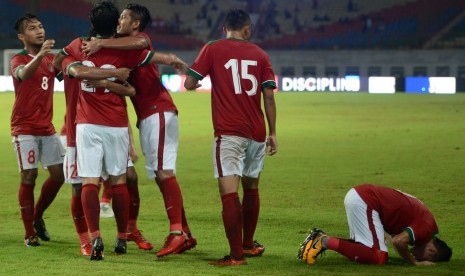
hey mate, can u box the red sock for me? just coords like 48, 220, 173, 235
181, 207, 191, 234
327, 237, 388, 264
101, 179, 112, 204
158, 177, 183, 232
34, 177, 63, 219
19, 183, 35, 237
71, 194, 88, 235
127, 183, 139, 232
111, 184, 129, 239
221, 192, 243, 259
242, 188, 260, 248
81, 184, 100, 240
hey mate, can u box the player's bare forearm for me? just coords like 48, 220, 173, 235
19, 39, 55, 81
392, 231, 416, 265
184, 75, 200, 90
82, 36, 149, 55
263, 88, 277, 155
68, 65, 130, 81
106, 80, 135, 97
52, 52, 65, 71
151, 52, 188, 73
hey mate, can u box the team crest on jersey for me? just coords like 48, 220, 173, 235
48, 63, 55, 73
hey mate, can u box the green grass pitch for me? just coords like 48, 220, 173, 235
0, 91, 464, 275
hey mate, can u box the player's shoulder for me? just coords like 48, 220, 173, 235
11, 49, 28, 59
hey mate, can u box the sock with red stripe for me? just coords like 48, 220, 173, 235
81, 184, 100, 240
327, 237, 388, 264
19, 183, 35, 238
111, 184, 129, 239
127, 182, 140, 233
34, 177, 63, 219
158, 177, 183, 232
242, 188, 260, 248
221, 192, 244, 259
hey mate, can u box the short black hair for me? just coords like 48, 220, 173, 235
14, 14, 40, 34
89, 1, 119, 37
432, 237, 452, 262
224, 9, 251, 31
126, 3, 152, 31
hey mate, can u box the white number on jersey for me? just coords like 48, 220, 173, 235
41, 76, 49, 90
224, 59, 258, 96
80, 60, 116, 93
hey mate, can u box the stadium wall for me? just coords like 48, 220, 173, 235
2, 49, 464, 90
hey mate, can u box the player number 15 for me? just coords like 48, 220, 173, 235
224, 59, 258, 96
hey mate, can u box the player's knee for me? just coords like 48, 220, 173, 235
21, 169, 38, 184
155, 170, 175, 181
127, 170, 138, 185
71, 184, 82, 196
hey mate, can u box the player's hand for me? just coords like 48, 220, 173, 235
266, 135, 278, 156
81, 39, 102, 56
129, 146, 139, 163
114, 67, 131, 82
168, 54, 188, 74
414, 260, 435, 266
84, 79, 107, 88
38, 39, 55, 57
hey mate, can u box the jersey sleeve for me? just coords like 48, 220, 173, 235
138, 32, 153, 50
62, 38, 82, 60
10, 55, 26, 80
125, 49, 153, 68
187, 44, 211, 80
261, 53, 277, 92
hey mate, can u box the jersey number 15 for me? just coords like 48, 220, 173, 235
225, 59, 258, 96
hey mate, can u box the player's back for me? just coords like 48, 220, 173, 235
203, 38, 274, 142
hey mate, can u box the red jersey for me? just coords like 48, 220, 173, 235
129, 32, 177, 124
188, 38, 276, 142
354, 184, 438, 245
63, 37, 153, 127
62, 55, 81, 146
10, 50, 57, 136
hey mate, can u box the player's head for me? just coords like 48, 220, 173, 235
223, 9, 252, 40
412, 237, 452, 263
89, 1, 119, 38
118, 3, 152, 35
14, 14, 45, 46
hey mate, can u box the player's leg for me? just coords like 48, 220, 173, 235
209, 135, 247, 266
103, 126, 130, 255
241, 139, 266, 257
34, 134, 65, 241
77, 124, 105, 260
139, 112, 189, 256
13, 135, 40, 246
307, 188, 388, 265
126, 165, 153, 250
71, 183, 92, 256
99, 178, 113, 218
64, 146, 92, 256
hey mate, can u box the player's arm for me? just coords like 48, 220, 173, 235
16, 39, 55, 81
391, 231, 434, 266
52, 52, 66, 71
67, 63, 130, 82
263, 87, 277, 155
85, 79, 135, 97
128, 121, 138, 163
184, 74, 200, 91
149, 52, 188, 74
82, 36, 150, 56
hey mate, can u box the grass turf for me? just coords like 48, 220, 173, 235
0, 92, 464, 275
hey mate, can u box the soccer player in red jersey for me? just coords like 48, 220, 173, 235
53, 53, 132, 256
299, 184, 452, 265
10, 14, 65, 247
60, 1, 187, 261
81, 3, 195, 256
184, 9, 278, 266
